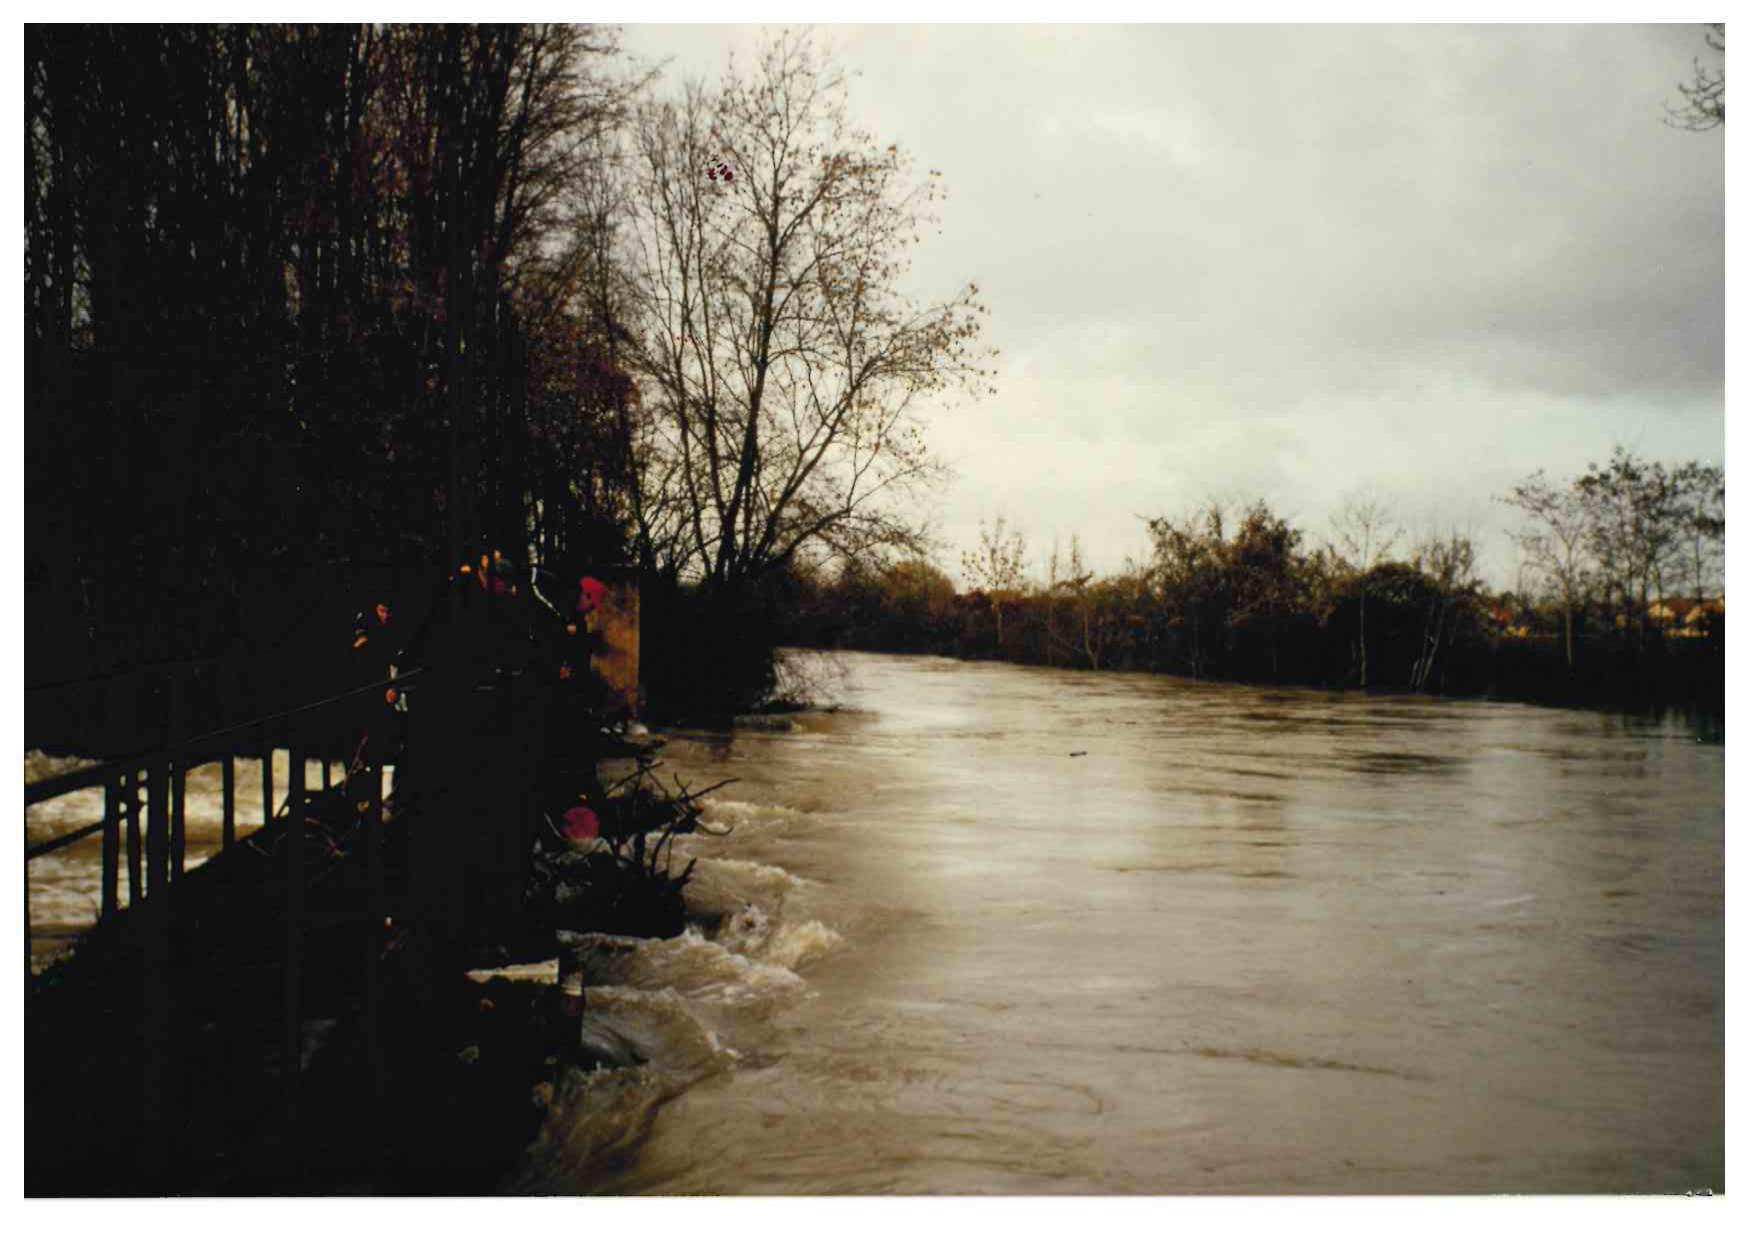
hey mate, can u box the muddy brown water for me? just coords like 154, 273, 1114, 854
547, 652, 1723, 1195
26, 651, 1725, 1193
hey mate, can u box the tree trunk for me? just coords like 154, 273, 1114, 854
1562, 591, 1575, 673
1357, 589, 1368, 690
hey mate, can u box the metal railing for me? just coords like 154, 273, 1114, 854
25, 669, 420, 944
24, 665, 421, 1186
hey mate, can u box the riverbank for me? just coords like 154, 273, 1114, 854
782, 636, 1724, 728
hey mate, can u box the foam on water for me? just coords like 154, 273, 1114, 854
584, 985, 733, 1074
711, 904, 840, 969
696, 798, 807, 833
513, 850, 842, 1190
568, 927, 809, 1011
675, 853, 797, 923
510, 1063, 681, 1193
761, 919, 844, 971
716, 903, 776, 955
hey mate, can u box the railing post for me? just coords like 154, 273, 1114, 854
262, 722, 275, 832
283, 737, 305, 1173
101, 776, 120, 920
363, 732, 387, 1186
124, 768, 142, 907
221, 754, 236, 852
148, 749, 168, 900
140, 759, 172, 1186
170, 668, 188, 881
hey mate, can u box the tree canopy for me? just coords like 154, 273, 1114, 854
1668, 23, 1725, 131
621, 31, 994, 589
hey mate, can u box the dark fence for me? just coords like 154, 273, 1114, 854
24, 662, 420, 1186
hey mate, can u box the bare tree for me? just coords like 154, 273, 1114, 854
1673, 461, 1724, 602
1408, 528, 1481, 692
1329, 494, 1400, 690
961, 515, 1028, 652
1053, 534, 1115, 671
1501, 470, 1593, 671
621, 30, 993, 589
1043, 537, 1065, 667
1576, 448, 1691, 647
1667, 23, 1725, 131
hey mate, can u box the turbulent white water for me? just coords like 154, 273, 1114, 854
532, 651, 1724, 1195
510, 850, 844, 1191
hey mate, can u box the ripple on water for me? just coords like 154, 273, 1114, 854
1335, 750, 1469, 777
1189, 1045, 1429, 1080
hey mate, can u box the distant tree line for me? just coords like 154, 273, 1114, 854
1502, 447, 1723, 668
780, 447, 1723, 713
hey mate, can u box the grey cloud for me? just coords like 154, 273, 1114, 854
620, 24, 1724, 583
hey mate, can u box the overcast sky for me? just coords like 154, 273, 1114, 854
617, 23, 1725, 588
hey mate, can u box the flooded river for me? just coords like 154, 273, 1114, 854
26, 650, 1725, 1193
534, 651, 1724, 1195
